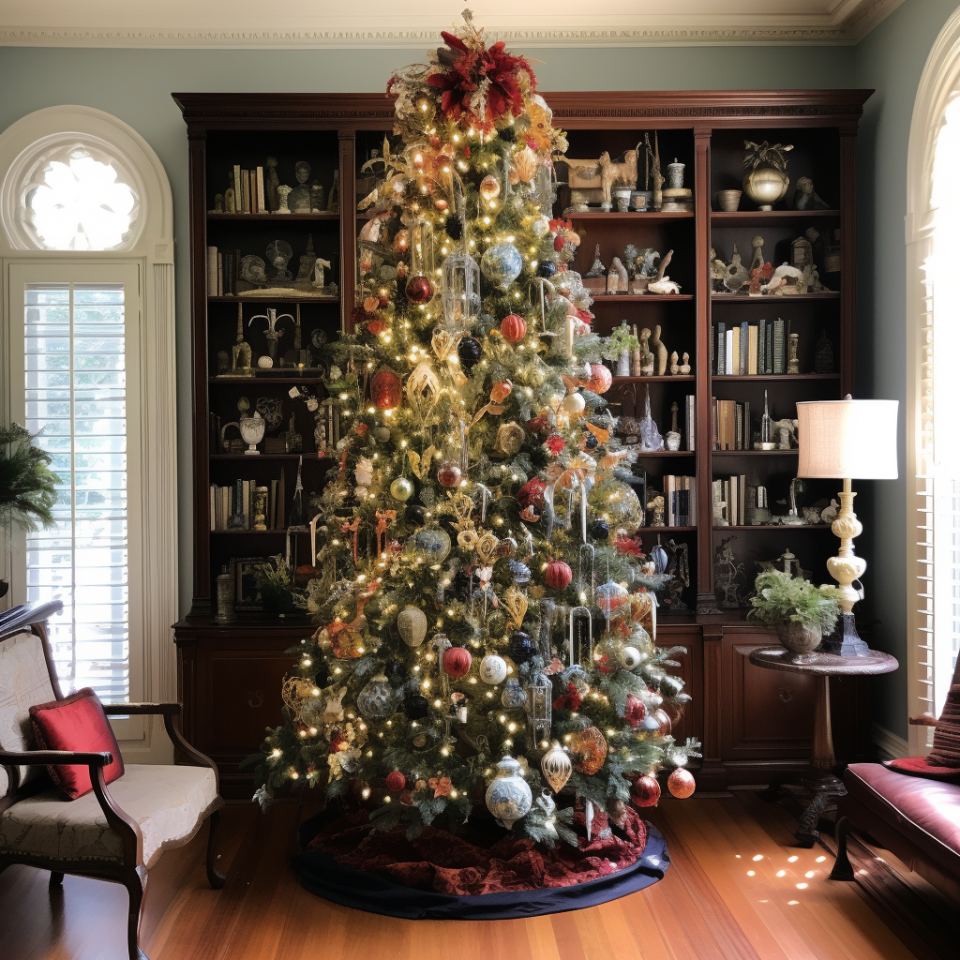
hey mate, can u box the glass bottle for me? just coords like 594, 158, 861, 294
761, 389, 772, 446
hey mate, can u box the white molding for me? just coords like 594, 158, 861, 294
0, 3, 907, 49
872, 722, 910, 761
903, 8, 960, 751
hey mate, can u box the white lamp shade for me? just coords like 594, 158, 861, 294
797, 399, 899, 480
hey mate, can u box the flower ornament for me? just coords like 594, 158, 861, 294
429, 775, 453, 798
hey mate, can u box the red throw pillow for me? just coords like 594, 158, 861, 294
927, 683, 960, 767
30, 688, 124, 799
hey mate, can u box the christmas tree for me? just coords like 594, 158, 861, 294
255, 11, 699, 848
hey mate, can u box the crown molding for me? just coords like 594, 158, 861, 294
0, 3, 907, 49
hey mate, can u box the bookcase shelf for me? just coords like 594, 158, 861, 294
174, 89, 869, 797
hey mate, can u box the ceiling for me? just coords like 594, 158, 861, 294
0, 0, 905, 48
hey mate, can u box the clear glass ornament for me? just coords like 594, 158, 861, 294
526, 673, 553, 746
357, 674, 395, 720
442, 251, 481, 331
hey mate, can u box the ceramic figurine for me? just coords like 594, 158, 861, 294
665, 401, 681, 451
639, 328, 655, 377
598, 148, 639, 208
228, 305, 254, 377
723, 244, 749, 292
786, 332, 800, 374
276, 184, 293, 213
679, 352, 692, 376
609, 257, 628, 292
288, 160, 312, 213
794, 176, 831, 211
650, 325, 668, 376
644, 133, 664, 212
669, 351, 680, 376
224, 188, 235, 213
295, 234, 318, 283
647, 248, 681, 295
647, 494, 665, 526
750, 235, 765, 273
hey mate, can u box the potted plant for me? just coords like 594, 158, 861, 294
0, 423, 59, 532
748, 570, 840, 660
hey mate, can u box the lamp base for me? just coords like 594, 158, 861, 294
821, 612, 869, 658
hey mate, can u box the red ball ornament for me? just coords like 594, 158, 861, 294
545, 559, 573, 590
385, 770, 407, 792
443, 646, 472, 678
500, 314, 528, 343
370, 369, 403, 410
586, 363, 613, 395
437, 461, 462, 488
554, 235, 566, 252
624, 694, 646, 727
630, 774, 661, 808
406, 274, 435, 303
667, 767, 696, 799
367, 318, 386, 336
516, 478, 546, 510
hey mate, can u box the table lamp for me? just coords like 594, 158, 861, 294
796, 397, 899, 656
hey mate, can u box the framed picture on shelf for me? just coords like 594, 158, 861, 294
234, 556, 271, 611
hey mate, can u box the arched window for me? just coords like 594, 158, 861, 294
906, 12, 960, 750
0, 107, 177, 755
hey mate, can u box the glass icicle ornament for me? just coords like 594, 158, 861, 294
526, 672, 553, 746
442, 247, 481, 331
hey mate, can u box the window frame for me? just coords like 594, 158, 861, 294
0, 106, 177, 761
905, 7, 960, 752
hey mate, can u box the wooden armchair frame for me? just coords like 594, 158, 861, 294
0, 602, 225, 960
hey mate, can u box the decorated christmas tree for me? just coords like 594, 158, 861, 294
254, 12, 699, 851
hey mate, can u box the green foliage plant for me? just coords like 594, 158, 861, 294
748, 570, 841, 635
599, 322, 640, 362
0, 423, 60, 532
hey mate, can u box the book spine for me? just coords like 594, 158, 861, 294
739, 321, 748, 375
217, 251, 223, 297
735, 402, 743, 450
758, 318, 766, 374
711, 397, 718, 450
748, 325, 758, 375
257, 167, 265, 213
716, 323, 725, 375
223, 253, 234, 296
233, 164, 242, 207
207, 246, 218, 297
685, 394, 695, 451
743, 401, 751, 450
774, 319, 785, 374
726, 330, 734, 375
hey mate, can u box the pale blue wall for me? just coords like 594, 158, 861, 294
854, 0, 960, 739
0, 43, 856, 619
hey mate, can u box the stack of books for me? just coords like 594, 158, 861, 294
714, 319, 787, 375
711, 398, 752, 450
712, 474, 747, 526
662, 475, 697, 526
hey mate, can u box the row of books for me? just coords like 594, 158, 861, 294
210, 477, 286, 531
231, 164, 266, 214
712, 474, 747, 527
712, 398, 753, 450
206, 246, 235, 297
714, 319, 787, 375
662, 475, 697, 526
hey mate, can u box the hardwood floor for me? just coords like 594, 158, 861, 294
1, 792, 956, 960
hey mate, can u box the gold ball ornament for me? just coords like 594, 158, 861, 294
667, 767, 696, 799
560, 393, 586, 417
479, 175, 501, 200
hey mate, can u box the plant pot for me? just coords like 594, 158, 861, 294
775, 621, 822, 661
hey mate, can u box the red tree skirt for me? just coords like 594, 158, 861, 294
293, 805, 670, 919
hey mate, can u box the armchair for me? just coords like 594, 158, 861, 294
0, 601, 225, 960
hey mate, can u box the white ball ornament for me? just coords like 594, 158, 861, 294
532, 216, 551, 238
397, 606, 428, 647
620, 645, 643, 670
485, 756, 533, 830
560, 393, 586, 417
390, 476, 414, 501
479, 654, 508, 685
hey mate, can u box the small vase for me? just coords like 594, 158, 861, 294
743, 162, 789, 211
776, 621, 822, 661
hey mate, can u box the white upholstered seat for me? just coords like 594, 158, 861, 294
0, 763, 219, 868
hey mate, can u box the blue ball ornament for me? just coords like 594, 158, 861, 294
481, 243, 523, 290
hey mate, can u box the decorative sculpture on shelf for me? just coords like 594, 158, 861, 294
638, 385, 664, 451
715, 536, 745, 608
598, 148, 639, 209
227, 304, 254, 377
742, 140, 793, 210
794, 176, 831, 210
249, 307, 295, 363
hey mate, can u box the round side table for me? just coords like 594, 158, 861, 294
747, 646, 898, 847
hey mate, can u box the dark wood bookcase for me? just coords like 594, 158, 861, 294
174, 90, 872, 796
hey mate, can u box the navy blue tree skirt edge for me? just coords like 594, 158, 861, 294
292, 818, 670, 920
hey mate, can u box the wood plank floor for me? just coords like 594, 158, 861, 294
1, 792, 956, 960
